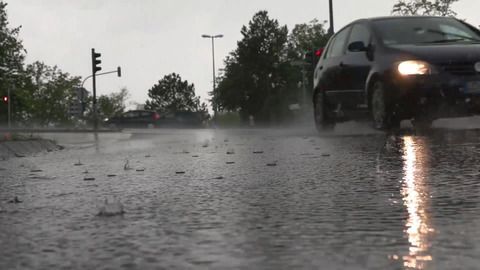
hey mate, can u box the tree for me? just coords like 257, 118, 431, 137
392, 0, 459, 16
145, 73, 204, 113
287, 19, 330, 61
286, 20, 330, 108
21, 61, 81, 126
0, 1, 26, 125
213, 12, 330, 124
97, 87, 129, 119
214, 11, 289, 123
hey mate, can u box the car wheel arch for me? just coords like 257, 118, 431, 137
366, 73, 383, 111
313, 87, 323, 105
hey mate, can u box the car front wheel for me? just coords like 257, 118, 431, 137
371, 81, 399, 130
314, 90, 335, 131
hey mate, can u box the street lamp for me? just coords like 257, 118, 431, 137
202, 34, 223, 122
0, 66, 19, 129
328, 0, 334, 35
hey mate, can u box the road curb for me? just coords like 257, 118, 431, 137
0, 139, 62, 160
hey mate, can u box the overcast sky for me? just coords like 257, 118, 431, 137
6, 0, 480, 109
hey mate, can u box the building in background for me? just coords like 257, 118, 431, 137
68, 87, 89, 117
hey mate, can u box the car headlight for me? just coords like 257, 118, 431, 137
398, 60, 433, 75
104, 118, 109, 122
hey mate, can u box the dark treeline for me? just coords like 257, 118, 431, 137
212, 11, 330, 124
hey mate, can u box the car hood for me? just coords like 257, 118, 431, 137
388, 43, 480, 64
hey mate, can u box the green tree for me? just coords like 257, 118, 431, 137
214, 12, 330, 123
145, 73, 204, 113
287, 19, 330, 61
286, 19, 330, 108
392, 0, 459, 16
97, 87, 129, 119
22, 61, 81, 126
0, 1, 26, 125
214, 11, 289, 123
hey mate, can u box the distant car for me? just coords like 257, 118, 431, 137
104, 110, 161, 128
313, 16, 480, 130
159, 111, 206, 127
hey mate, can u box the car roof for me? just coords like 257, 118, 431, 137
352, 15, 457, 24
331, 16, 459, 37
126, 110, 154, 112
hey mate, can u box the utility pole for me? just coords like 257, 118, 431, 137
329, 0, 334, 35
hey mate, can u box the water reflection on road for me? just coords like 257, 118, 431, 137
401, 136, 433, 269
1, 127, 480, 269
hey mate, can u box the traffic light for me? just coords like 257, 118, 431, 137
314, 48, 324, 59
92, 48, 102, 74
2, 96, 8, 103
304, 48, 323, 70
117, 66, 122, 77
304, 48, 324, 71
304, 51, 314, 66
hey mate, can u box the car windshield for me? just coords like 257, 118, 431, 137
373, 17, 480, 45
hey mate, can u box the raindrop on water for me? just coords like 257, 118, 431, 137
97, 197, 125, 217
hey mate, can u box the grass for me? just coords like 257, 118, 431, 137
1, 132, 42, 142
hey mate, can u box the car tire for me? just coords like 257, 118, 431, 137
371, 81, 399, 130
314, 90, 335, 132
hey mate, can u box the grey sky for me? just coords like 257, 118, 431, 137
6, 0, 480, 109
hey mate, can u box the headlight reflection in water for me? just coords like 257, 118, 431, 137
401, 136, 434, 269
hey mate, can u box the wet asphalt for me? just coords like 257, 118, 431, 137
1, 122, 480, 270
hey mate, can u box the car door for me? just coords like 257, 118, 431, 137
341, 23, 373, 109
320, 26, 351, 105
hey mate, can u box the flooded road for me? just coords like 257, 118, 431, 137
1, 126, 480, 269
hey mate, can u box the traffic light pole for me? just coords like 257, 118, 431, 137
80, 67, 121, 117
92, 66, 98, 130
91, 48, 102, 130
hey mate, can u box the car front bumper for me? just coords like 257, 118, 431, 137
390, 73, 480, 119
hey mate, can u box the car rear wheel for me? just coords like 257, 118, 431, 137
314, 90, 335, 131
371, 81, 399, 130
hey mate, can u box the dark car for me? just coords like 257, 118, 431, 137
313, 16, 480, 130
159, 111, 206, 127
104, 110, 161, 128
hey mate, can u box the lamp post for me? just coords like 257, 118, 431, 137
0, 66, 18, 129
202, 34, 223, 122
7, 85, 11, 129
328, 0, 334, 35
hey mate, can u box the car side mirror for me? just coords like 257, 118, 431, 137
348, 41, 368, 52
